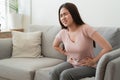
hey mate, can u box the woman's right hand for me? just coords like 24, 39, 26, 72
80, 57, 96, 67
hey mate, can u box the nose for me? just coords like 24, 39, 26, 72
61, 15, 66, 21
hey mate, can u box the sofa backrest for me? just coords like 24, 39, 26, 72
93, 27, 120, 56
28, 25, 66, 60
28, 25, 120, 59
0, 38, 12, 59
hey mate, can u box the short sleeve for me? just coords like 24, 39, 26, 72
84, 25, 96, 38
54, 30, 63, 42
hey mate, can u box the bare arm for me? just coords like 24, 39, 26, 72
92, 32, 112, 63
53, 38, 67, 55
81, 32, 112, 66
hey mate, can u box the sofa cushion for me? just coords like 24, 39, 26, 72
0, 57, 64, 80
12, 31, 42, 58
28, 25, 66, 60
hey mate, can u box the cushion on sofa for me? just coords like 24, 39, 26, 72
12, 31, 42, 58
0, 57, 64, 80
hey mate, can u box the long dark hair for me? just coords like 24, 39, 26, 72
58, 2, 85, 29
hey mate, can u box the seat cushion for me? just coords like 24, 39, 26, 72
35, 66, 95, 80
0, 57, 64, 80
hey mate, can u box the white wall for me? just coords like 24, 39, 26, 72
31, 0, 120, 27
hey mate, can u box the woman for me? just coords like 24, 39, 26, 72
50, 2, 112, 80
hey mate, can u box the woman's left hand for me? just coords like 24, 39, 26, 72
80, 57, 96, 67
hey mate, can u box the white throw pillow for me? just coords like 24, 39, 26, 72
12, 31, 42, 58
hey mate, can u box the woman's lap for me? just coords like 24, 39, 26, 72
50, 62, 96, 80
61, 66, 96, 80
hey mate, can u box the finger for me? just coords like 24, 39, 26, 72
80, 63, 88, 66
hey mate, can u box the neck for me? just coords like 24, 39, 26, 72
68, 24, 79, 32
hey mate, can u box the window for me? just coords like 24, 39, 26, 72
0, 0, 8, 31
0, 0, 30, 31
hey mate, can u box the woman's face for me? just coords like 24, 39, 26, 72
60, 7, 74, 27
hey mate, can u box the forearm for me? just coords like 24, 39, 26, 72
92, 32, 113, 63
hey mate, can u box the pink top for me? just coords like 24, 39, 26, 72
55, 24, 97, 67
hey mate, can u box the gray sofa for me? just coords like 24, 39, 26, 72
0, 25, 120, 80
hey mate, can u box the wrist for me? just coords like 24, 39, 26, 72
61, 49, 65, 54
93, 58, 98, 64
63, 50, 66, 55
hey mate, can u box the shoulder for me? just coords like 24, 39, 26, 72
56, 29, 67, 37
81, 24, 95, 32
82, 24, 95, 30
80, 24, 96, 37
58, 29, 67, 34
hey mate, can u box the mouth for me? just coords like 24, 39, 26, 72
62, 20, 67, 25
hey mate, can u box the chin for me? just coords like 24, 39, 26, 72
63, 23, 69, 27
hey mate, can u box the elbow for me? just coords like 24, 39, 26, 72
106, 46, 113, 52
109, 47, 113, 52
103, 45, 113, 53
53, 44, 58, 50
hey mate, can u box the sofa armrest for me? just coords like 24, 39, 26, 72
0, 38, 12, 59
104, 57, 120, 80
95, 48, 120, 80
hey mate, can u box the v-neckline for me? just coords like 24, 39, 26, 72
67, 33, 75, 43
67, 31, 76, 43
65, 25, 83, 44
